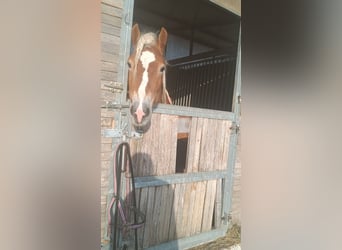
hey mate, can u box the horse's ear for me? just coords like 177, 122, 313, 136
158, 27, 168, 55
131, 23, 140, 48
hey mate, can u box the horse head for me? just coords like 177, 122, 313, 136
127, 24, 172, 133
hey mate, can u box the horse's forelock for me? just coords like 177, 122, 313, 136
134, 33, 157, 71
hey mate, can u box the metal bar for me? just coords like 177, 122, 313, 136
145, 227, 227, 250
102, 129, 123, 138
134, 170, 228, 189
218, 60, 227, 110
207, 60, 215, 109
153, 103, 235, 121
117, 0, 134, 104
221, 25, 241, 224
232, 27, 241, 116
229, 59, 236, 110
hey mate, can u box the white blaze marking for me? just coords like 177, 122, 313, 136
136, 51, 155, 115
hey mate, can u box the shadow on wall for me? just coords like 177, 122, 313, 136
131, 152, 178, 249
103, 150, 178, 250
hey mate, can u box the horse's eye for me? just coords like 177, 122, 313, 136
160, 66, 165, 72
127, 62, 132, 69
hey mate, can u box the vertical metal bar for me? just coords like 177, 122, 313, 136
217, 59, 226, 110
178, 67, 182, 106
180, 66, 186, 106
228, 58, 237, 111
188, 63, 195, 106
198, 62, 206, 109
207, 59, 215, 109
117, 0, 135, 105
191, 63, 198, 107
183, 66, 188, 106
202, 61, 209, 108
211, 57, 219, 110
222, 60, 231, 111
222, 25, 241, 230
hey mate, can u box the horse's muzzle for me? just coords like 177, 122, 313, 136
130, 100, 152, 133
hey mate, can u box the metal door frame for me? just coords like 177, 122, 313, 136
104, 0, 241, 248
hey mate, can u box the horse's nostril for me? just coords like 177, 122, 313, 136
130, 105, 135, 115
144, 107, 150, 117
130, 101, 151, 124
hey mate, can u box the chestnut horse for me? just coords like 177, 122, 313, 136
127, 24, 172, 133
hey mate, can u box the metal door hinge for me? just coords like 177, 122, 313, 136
238, 95, 242, 104
230, 123, 240, 134
221, 212, 232, 225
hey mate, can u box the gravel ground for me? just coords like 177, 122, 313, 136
188, 224, 241, 250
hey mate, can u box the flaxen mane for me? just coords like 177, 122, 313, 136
133, 32, 157, 74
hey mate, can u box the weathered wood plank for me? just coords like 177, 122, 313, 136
157, 114, 178, 175
151, 186, 163, 246
101, 33, 121, 46
149, 113, 161, 176
185, 182, 197, 237
150, 113, 161, 176
191, 181, 206, 235
179, 183, 192, 238
100, 80, 123, 91
102, 22, 121, 36
130, 139, 140, 177
101, 70, 118, 81
187, 117, 202, 172
101, 3, 122, 18
143, 186, 155, 248
185, 117, 195, 173
101, 41, 120, 55
101, 142, 112, 152
101, 88, 118, 102
173, 183, 186, 239
101, 109, 115, 117
162, 185, 174, 241
101, 151, 113, 160
101, 137, 113, 144
101, 60, 119, 73
205, 118, 216, 171
102, 0, 123, 9
101, 51, 119, 63
169, 115, 179, 174
156, 114, 166, 176
101, 89, 118, 101
201, 180, 217, 232
168, 184, 177, 240
101, 13, 122, 27
137, 187, 148, 247
157, 185, 173, 244
198, 118, 209, 171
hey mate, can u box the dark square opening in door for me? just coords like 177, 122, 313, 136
133, 0, 240, 112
